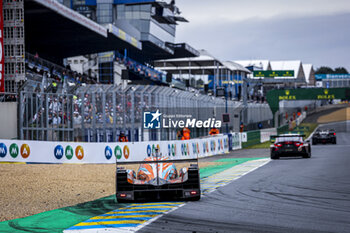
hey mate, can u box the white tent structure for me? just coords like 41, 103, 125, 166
302, 64, 316, 85
234, 60, 271, 71
270, 60, 306, 82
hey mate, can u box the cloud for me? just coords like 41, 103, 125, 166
176, 0, 350, 23
175, 2, 350, 70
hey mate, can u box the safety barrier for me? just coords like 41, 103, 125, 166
0, 135, 229, 164
241, 130, 261, 148
227, 133, 242, 151
260, 128, 277, 143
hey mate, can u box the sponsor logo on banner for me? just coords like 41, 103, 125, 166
75, 146, 84, 160
10, 143, 19, 158
123, 146, 130, 159
105, 146, 112, 160
186, 143, 190, 156
0, 143, 7, 157
172, 144, 176, 156
168, 144, 171, 156
54, 145, 64, 159
53, 145, 80, 160
0, 143, 30, 159
152, 144, 156, 156
181, 143, 186, 156
210, 141, 214, 152
147, 145, 151, 157
65, 146, 73, 160
20, 144, 30, 158
114, 145, 122, 159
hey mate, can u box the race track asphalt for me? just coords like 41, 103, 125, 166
139, 121, 350, 233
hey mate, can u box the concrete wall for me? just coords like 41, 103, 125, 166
0, 102, 17, 139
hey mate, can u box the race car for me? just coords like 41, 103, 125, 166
312, 129, 336, 145
116, 156, 201, 202
270, 134, 311, 159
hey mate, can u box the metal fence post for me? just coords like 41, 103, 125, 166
92, 92, 96, 142
131, 89, 135, 142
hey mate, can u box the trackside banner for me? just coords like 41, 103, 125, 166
0, 135, 229, 164
0, 2, 4, 93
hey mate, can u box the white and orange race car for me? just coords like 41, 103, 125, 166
116, 156, 200, 202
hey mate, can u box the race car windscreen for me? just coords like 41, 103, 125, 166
118, 159, 194, 186
275, 136, 303, 143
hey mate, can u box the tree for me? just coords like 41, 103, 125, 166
334, 67, 349, 74
315, 66, 334, 74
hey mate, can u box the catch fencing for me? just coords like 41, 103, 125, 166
18, 84, 273, 142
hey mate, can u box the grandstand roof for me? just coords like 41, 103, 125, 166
154, 50, 251, 75
270, 60, 304, 79
234, 60, 271, 71
156, 49, 219, 63
222, 61, 251, 73
25, 0, 142, 64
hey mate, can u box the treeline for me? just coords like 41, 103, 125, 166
315, 66, 349, 74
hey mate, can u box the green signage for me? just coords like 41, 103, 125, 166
253, 70, 294, 78
266, 88, 350, 116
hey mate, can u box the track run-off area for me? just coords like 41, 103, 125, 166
0, 157, 269, 233
1, 119, 349, 232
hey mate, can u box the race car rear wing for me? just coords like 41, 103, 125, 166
117, 158, 198, 165
116, 147, 199, 165
270, 134, 306, 143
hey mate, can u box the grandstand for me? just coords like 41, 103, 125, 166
154, 49, 251, 98
1, 0, 277, 142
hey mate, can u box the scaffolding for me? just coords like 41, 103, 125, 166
3, 0, 26, 93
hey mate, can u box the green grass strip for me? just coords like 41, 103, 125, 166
0, 196, 128, 233
200, 158, 264, 178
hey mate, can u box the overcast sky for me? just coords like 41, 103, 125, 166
175, 0, 350, 71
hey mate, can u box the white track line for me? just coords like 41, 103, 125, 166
135, 158, 270, 231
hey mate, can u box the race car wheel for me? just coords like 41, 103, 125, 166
332, 139, 337, 144
303, 152, 311, 159
312, 140, 317, 145
270, 154, 279, 160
